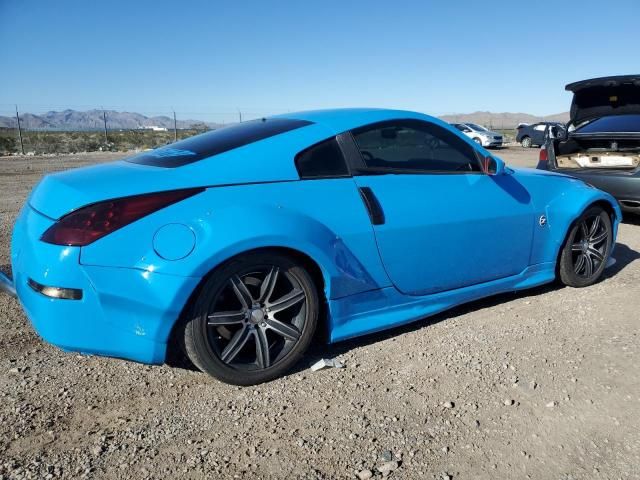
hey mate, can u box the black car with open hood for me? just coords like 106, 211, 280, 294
567, 75, 640, 126
538, 75, 640, 214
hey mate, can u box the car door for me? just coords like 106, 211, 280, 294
348, 119, 535, 296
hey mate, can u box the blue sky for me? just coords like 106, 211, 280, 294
1, 0, 638, 122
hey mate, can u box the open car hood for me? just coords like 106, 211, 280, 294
566, 75, 640, 126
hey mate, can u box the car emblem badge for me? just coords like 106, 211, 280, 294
539, 215, 547, 227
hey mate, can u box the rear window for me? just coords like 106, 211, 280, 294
576, 114, 640, 133
126, 117, 312, 167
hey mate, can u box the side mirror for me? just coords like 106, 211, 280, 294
483, 156, 506, 175
463, 128, 472, 133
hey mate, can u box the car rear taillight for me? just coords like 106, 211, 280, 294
41, 188, 204, 246
539, 147, 548, 164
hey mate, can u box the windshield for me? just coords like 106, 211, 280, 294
575, 114, 640, 134
467, 123, 488, 132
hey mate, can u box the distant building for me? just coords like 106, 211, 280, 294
142, 125, 168, 132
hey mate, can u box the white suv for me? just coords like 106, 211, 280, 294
451, 123, 503, 148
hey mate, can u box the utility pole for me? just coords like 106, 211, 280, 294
101, 107, 108, 143
238, 109, 242, 123
173, 110, 177, 142
15, 105, 25, 155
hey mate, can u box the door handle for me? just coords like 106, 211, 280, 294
358, 187, 385, 225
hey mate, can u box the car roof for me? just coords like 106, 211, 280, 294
120, 109, 471, 185
274, 108, 440, 135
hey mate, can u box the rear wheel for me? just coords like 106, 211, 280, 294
521, 136, 532, 148
558, 206, 612, 288
182, 252, 318, 385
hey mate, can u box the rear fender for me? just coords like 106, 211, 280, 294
80, 180, 389, 300
184, 203, 381, 300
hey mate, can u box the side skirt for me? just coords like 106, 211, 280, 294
327, 263, 556, 343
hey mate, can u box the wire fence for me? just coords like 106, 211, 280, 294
0, 105, 287, 156
0, 105, 534, 156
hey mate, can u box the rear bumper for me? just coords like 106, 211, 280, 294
11, 204, 199, 364
550, 170, 640, 213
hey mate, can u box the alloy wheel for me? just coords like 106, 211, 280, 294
205, 266, 307, 370
570, 215, 610, 279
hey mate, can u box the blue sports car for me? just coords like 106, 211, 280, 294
9, 109, 620, 385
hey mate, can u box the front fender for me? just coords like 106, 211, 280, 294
546, 182, 620, 255
514, 170, 621, 265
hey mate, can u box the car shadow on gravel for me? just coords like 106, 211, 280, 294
602, 242, 640, 279
300, 284, 559, 369
296, 242, 640, 377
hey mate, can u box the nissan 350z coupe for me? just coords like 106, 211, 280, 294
10, 109, 620, 385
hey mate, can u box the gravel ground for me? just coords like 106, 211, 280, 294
1, 148, 639, 479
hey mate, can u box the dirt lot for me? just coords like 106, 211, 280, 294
1, 148, 639, 479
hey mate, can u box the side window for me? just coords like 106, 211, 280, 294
351, 120, 481, 173
533, 124, 547, 131
295, 137, 350, 179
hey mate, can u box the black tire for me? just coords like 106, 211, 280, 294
558, 206, 612, 288
521, 136, 532, 148
181, 251, 318, 385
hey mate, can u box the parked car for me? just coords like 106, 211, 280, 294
451, 123, 503, 148
9, 109, 620, 385
537, 75, 640, 215
517, 122, 565, 148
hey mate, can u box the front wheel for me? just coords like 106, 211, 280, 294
521, 136, 532, 148
473, 137, 482, 145
558, 206, 612, 288
182, 252, 319, 385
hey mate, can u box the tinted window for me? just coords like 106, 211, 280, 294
576, 114, 640, 133
295, 137, 349, 178
352, 120, 481, 173
127, 118, 312, 168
